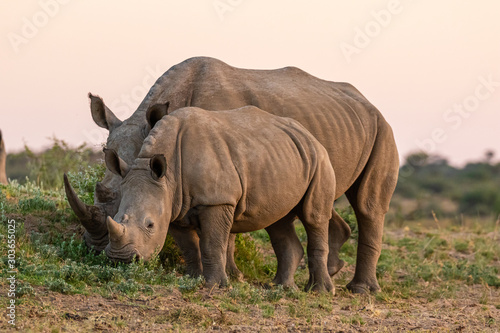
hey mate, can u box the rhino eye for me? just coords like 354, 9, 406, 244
147, 221, 154, 229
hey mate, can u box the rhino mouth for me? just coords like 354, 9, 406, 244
105, 245, 141, 263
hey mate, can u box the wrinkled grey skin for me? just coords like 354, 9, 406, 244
65, 57, 399, 293
0, 130, 8, 185
105, 106, 336, 292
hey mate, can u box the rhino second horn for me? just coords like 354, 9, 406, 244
95, 182, 116, 202
63, 173, 108, 235
107, 216, 125, 241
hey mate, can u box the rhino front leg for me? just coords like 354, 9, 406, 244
327, 209, 351, 276
168, 224, 203, 277
198, 205, 234, 288
265, 213, 303, 289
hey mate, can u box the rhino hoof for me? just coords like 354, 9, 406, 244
328, 259, 345, 277
205, 276, 228, 290
227, 267, 244, 282
346, 281, 380, 294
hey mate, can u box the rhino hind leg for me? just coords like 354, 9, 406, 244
299, 212, 334, 294
225, 233, 244, 281
327, 209, 351, 276
345, 124, 399, 294
265, 213, 303, 289
198, 205, 234, 288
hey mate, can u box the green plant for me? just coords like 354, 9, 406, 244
234, 233, 270, 281
18, 191, 57, 213
337, 206, 358, 239
178, 276, 204, 293
46, 278, 76, 294
66, 164, 106, 205
24, 137, 103, 189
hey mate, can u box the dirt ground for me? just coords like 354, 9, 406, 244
2, 271, 499, 332
1, 217, 499, 332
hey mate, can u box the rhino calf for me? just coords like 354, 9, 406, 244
104, 105, 336, 292
0, 130, 8, 185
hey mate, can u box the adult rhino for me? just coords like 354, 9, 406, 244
0, 130, 8, 185
104, 106, 337, 291
65, 57, 399, 293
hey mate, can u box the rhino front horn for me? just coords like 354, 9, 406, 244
64, 174, 108, 249
106, 216, 125, 241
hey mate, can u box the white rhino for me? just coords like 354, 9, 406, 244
65, 57, 399, 293
0, 130, 7, 185
104, 106, 337, 292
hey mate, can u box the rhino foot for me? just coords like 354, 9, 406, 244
305, 278, 335, 295
185, 266, 203, 278
346, 279, 381, 294
205, 275, 228, 290
271, 276, 298, 290
305, 269, 335, 294
226, 265, 244, 282
328, 258, 345, 277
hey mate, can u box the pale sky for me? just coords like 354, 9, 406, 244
1, 0, 499, 165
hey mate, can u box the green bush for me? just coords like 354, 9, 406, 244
234, 233, 270, 281
459, 186, 500, 216
24, 137, 103, 190
46, 278, 76, 294
18, 192, 57, 213
337, 206, 357, 240
66, 164, 106, 205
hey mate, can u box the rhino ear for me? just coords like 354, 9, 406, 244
89, 93, 123, 131
103, 148, 130, 178
150, 154, 167, 180
146, 102, 170, 130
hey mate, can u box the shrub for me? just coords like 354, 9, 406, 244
46, 278, 76, 294
234, 233, 269, 281
459, 186, 500, 216
66, 164, 106, 205
25, 137, 102, 189
18, 192, 57, 213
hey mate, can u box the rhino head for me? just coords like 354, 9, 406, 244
103, 149, 173, 262
64, 94, 170, 253
0, 130, 8, 185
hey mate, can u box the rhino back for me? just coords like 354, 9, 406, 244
129, 57, 384, 197
140, 106, 331, 229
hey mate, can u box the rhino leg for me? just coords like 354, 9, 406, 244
168, 224, 242, 280
327, 209, 351, 276
198, 205, 234, 288
265, 213, 303, 289
226, 233, 244, 281
345, 124, 399, 294
168, 224, 203, 277
299, 213, 334, 294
